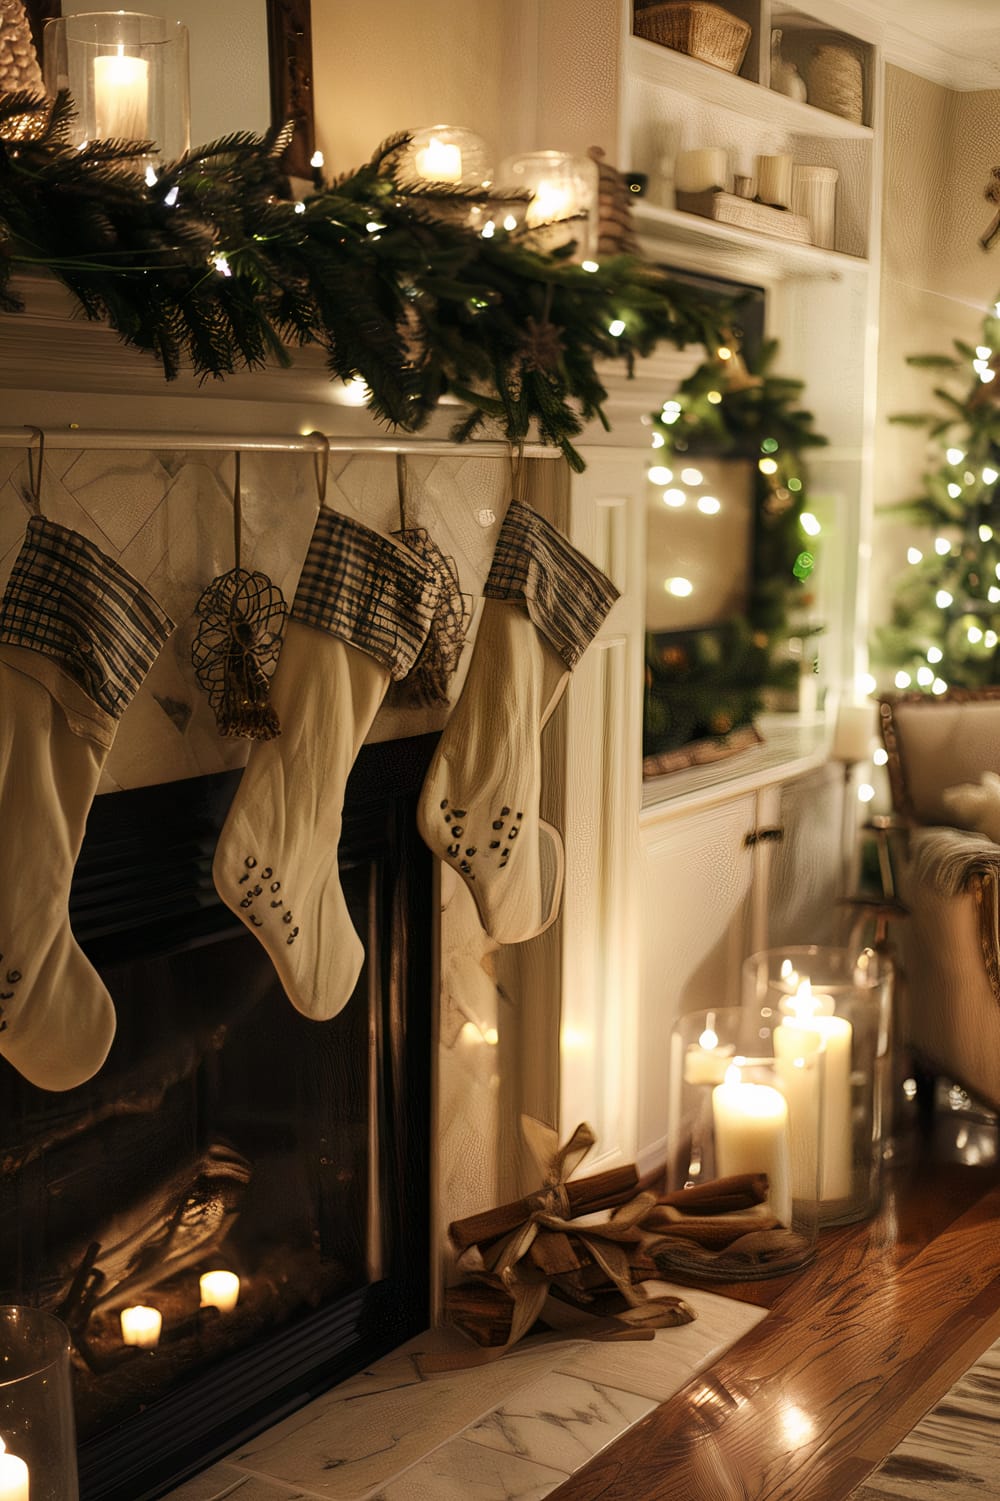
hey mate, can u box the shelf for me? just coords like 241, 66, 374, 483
626, 34, 874, 141
640, 717, 830, 817
633, 202, 869, 279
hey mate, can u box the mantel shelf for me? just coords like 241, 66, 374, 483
635, 203, 869, 280
626, 34, 874, 140
0, 274, 697, 456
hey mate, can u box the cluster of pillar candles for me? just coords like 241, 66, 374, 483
703, 974, 852, 1226
119, 1268, 242, 1350
678, 946, 881, 1236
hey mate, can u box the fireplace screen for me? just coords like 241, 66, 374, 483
0, 737, 434, 1501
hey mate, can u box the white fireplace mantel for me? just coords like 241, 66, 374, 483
0, 276, 681, 1306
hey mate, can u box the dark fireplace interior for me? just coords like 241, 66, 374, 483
0, 735, 435, 1501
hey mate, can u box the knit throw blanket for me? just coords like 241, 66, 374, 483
909, 826, 1000, 896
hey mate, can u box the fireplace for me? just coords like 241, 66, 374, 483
0, 734, 435, 1501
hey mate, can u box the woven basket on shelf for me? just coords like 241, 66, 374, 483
634, 2, 752, 74
806, 42, 864, 123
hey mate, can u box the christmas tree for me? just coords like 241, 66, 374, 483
872, 299, 1000, 693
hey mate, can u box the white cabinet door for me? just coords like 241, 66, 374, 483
764, 764, 845, 949
637, 792, 757, 1170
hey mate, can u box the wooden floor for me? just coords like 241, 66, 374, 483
548, 1101, 1000, 1501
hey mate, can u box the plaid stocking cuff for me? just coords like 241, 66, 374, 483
0, 516, 174, 719
484, 501, 620, 671
292, 510, 440, 681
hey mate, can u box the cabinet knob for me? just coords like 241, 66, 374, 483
744, 826, 785, 847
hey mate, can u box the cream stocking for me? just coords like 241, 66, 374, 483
0, 516, 174, 1091
417, 501, 618, 944
212, 510, 438, 1020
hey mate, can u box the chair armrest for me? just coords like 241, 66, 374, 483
909, 826, 1000, 897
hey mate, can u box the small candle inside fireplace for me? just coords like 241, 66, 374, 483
200, 1270, 240, 1312
0, 1438, 29, 1501
120, 1304, 162, 1348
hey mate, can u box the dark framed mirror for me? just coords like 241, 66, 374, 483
24, 0, 315, 178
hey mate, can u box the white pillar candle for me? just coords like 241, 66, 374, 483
832, 702, 873, 764
683, 1042, 734, 1085
525, 178, 578, 226
675, 147, 728, 194
120, 1304, 161, 1348
0, 1439, 28, 1501
774, 1023, 823, 1200
414, 136, 462, 182
754, 153, 793, 208
778, 981, 853, 1201
712, 1068, 792, 1226
93, 47, 149, 142
200, 1270, 240, 1312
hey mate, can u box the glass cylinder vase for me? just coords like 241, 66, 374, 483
742, 944, 892, 1226
0, 1306, 78, 1500
498, 150, 599, 258
43, 11, 190, 161
664, 1004, 823, 1280
397, 124, 493, 229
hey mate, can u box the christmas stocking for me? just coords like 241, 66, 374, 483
212, 510, 439, 1020
417, 501, 619, 944
0, 515, 174, 1091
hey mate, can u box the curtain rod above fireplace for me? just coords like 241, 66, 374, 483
0, 427, 563, 458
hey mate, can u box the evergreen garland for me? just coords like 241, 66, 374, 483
644, 338, 827, 759
0, 93, 729, 470
871, 301, 1000, 692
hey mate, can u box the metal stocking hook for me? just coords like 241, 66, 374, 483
23, 426, 45, 515
305, 430, 330, 508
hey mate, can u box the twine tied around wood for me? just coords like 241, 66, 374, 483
423, 1117, 694, 1371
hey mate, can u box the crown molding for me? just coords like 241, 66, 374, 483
880, 25, 1000, 91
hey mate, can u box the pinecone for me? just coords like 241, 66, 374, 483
0, 0, 44, 93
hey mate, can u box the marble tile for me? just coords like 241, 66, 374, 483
168, 1291, 767, 1501
851, 1337, 1000, 1499
370, 1436, 570, 1501
165, 1465, 328, 1500
553, 1282, 768, 1403
230, 1329, 589, 1500
462, 1370, 656, 1475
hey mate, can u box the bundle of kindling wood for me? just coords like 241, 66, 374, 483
444, 1168, 804, 1349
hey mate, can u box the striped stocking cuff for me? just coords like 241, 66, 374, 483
0, 516, 174, 719
484, 501, 620, 671
292, 510, 440, 681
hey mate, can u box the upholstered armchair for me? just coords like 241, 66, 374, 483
879, 689, 1000, 1112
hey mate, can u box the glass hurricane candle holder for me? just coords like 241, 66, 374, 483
742, 944, 892, 1226
664, 1004, 823, 1280
498, 150, 599, 258
43, 11, 190, 161
402, 124, 491, 188
398, 125, 492, 229
0, 1306, 78, 1500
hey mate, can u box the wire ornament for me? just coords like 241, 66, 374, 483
390, 527, 472, 706
389, 455, 471, 707
191, 453, 288, 740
